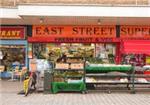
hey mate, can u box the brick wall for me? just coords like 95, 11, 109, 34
0, 0, 149, 7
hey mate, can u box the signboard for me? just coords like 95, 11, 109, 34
31, 25, 116, 43
28, 37, 120, 43
120, 26, 150, 39
0, 26, 25, 39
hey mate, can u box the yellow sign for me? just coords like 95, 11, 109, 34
146, 56, 150, 64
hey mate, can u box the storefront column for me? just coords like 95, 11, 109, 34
115, 43, 121, 64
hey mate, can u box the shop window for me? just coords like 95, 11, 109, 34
32, 43, 118, 64
122, 54, 146, 66
32, 43, 95, 62
0, 45, 25, 71
33, 43, 46, 59
95, 43, 116, 64
60, 43, 95, 58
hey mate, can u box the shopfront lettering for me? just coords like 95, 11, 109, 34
95, 38, 113, 42
0, 31, 20, 37
33, 26, 116, 37
54, 37, 115, 43
35, 26, 64, 35
75, 37, 93, 42
55, 37, 93, 43
0, 27, 25, 39
55, 37, 75, 42
72, 27, 114, 36
120, 26, 150, 38
35, 27, 42, 35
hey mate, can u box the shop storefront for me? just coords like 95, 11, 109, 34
120, 26, 150, 66
0, 26, 28, 74
28, 25, 121, 68
27, 25, 150, 93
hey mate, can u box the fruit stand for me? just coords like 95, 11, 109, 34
131, 65, 150, 93
85, 64, 134, 93
51, 82, 86, 94
51, 62, 86, 93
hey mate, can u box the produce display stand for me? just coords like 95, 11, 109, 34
131, 74, 150, 94
51, 82, 86, 94
85, 66, 133, 73
51, 62, 86, 94
85, 64, 134, 93
131, 66, 150, 94
50, 61, 150, 94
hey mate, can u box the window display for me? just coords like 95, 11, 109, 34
95, 43, 116, 64
33, 43, 47, 59
122, 54, 146, 66
0, 45, 25, 71
31, 43, 117, 64
32, 43, 95, 62
60, 43, 95, 58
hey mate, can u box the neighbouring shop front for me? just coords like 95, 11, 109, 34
120, 26, 150, 66
0, 26, 27, 78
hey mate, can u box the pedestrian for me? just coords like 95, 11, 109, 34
30, 72, 37, 90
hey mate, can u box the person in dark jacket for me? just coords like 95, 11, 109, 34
30, 72, 37, 90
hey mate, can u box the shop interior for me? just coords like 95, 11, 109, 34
122, 54, 150, 66
0, 45, 26, 71
31, 43, 116, 64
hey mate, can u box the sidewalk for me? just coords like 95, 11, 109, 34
0, 80, 150, 105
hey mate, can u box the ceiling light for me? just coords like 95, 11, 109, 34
97, 19, 101, 25
40, 18, 44, 23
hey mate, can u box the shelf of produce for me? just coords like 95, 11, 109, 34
54, 76, 83, 78
133, 82, 150, 84
86, 74, 130, 77
86, 82, 132, 84
66, 76, 83, 78
51, 82, 86, 94
54, 69, 84, 71
133, 74, 150, 78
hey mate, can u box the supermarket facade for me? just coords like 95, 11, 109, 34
1, 5, 150, 72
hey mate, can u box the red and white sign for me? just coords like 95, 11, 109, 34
0, 26, 25, 39
30, 25, 116, 43
120, 26, 150, 39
